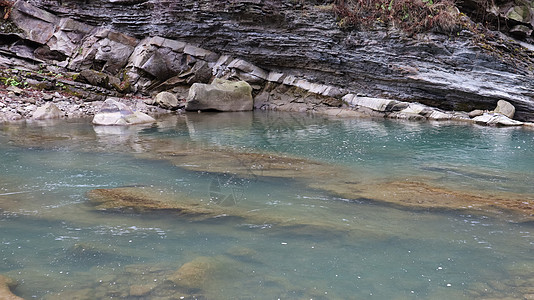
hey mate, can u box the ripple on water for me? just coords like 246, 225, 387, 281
1, 113, 534, 299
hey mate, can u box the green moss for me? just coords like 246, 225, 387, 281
64, 87, 82, 98
32, 82, 49, 90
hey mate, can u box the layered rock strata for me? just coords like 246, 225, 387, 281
1, 0, 534, 122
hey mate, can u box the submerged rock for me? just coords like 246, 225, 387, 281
166, 256, 224, 292
225, 246, 258, 261
42, 288, 95, 300
86, 184, 353, 238
86, 186, 215, 217
129, 284, 157, 297
185, 79, 253, 112
63, 242, 135, 265
0, 275, 23, 300
156, 148, 336, 182
92, 98, 155, 126
314, 179, 534, 221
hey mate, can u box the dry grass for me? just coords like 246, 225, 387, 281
0, 0, 13, 20
334, 0, 461, 34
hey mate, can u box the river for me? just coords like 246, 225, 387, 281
1, 112, 533, 299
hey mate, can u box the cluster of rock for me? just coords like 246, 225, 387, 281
341, 94, 528, 126
0, 85, 166, 123
92, 98, 155, 125
34, 251, 300, 299
0, 85, 96, 122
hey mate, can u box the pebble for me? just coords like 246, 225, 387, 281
0, 88, 162, 121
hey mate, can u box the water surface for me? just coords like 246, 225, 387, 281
1, 112, 534, 299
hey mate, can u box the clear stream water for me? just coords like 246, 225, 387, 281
1, 112, 533, 299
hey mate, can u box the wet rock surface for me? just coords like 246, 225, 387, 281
86, 139, 534, 223
0, 274, 22, 300
86, 185, 354, 239
316, 179, 534, 221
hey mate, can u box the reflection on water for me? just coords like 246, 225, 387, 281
1, 112, 534, 299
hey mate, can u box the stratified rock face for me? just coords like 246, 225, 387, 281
185, 79, 253, 112
92, 98, 155, 125
12, 0, 534, 121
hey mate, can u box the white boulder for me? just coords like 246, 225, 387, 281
33, 103, 63, 120
92, 98, 155, 126
185, 79, 253, 112
473, 113, 524, 126
493, 100, 515, 119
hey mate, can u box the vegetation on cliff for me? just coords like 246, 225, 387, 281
333, 0, 460, 34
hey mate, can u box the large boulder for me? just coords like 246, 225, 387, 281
32, 103, 63, 120
493, 100, 516, 119
92, 98, 155, 126
154, 91, 179, 110
185, 79, 253, 112
166, 256, 224, 292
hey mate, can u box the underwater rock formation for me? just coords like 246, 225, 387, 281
0, 275, 22, 300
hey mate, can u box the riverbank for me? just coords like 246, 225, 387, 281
1, 0, 534, 124
2, 77, 534, 129
0, 79, 173, 122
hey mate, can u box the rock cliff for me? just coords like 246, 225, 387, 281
2, 0, 534, 121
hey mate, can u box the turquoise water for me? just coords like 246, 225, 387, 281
1, 112, 534, 299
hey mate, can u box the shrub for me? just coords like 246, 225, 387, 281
334, 0, 461, 34
0, 0, 13, 20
